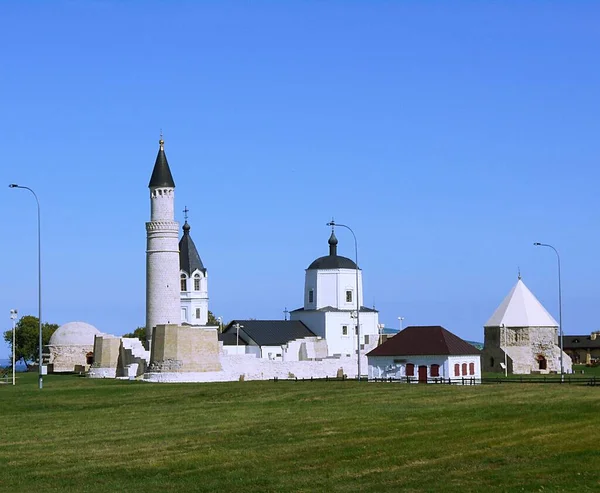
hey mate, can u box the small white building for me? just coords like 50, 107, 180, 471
367, 326, 482, 383
48, 321, 101, 372
290, 229, 379, 358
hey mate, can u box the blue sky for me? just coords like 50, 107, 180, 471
2, 1, 599, 359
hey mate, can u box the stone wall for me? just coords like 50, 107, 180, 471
145, 352, 370, 383
148, 324, 221, 373
48, 344, 93, 372
88, 335, 121, 378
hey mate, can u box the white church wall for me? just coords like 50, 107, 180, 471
313, 269, 364, 310
145, 353, 362, 382
291, 310, 326, 338
316, 271, 339, 309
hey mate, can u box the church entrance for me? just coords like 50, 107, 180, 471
537, 355, 547, 370
418, 365, 427, 383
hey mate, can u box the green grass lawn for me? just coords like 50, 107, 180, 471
1, 373, 599, 492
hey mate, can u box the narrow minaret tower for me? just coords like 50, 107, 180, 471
145, 137, 180, 348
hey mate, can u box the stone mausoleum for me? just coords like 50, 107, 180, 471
483, 276, 572, 374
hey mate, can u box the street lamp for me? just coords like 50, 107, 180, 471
9, 184, 43, 389
10, 309, 18, 386
326, 220, 361, 381
217, 316, 223, 333
533, 242, 564, 381
233, 322, 244, 354
398, 316, 404, 331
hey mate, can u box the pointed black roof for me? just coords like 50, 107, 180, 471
148, 139, 175, 188
179, 221, 206, 275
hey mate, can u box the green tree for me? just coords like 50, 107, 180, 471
207, 310, 221, 328
3, 315, 58, 368
123, 326, 146, 342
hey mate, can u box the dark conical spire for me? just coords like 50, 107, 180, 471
148, 137, 175, 188
179, 215, 206, 276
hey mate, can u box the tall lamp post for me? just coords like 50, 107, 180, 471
533, 242, 564, 381
398, 316, 404, 331
10, 309, 18, 385
9, 184, 43, 389
326, 220, 361, 381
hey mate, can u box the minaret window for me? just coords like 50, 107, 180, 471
194, 273, 200, 291
180, 274, 187, 292
346, 290, 353, 303
308, 290, 314, 303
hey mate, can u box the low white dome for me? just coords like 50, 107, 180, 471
49, 321, 101, 346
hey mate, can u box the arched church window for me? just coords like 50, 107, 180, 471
194, 273, 200, 291
346, 290, 353, 303
469, 362, 475, 375
462, 363, 467, 375
180, 274, 187, 292
454, 364, 460, 376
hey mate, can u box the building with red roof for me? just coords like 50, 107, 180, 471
366, 326, 481, 383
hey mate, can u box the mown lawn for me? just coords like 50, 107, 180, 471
1, 373, 599, 492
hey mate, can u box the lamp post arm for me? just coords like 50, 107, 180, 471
534, 242, 564, 380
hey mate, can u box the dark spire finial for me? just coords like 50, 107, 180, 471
518, 266, 522, 280
159, 130, 164, 150
182, 206, 191, 233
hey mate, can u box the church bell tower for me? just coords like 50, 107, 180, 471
145, 137, 180, 348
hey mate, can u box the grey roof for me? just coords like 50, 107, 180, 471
307, 231, 357, 270
148, 140, 175, 188
218, 331, 246, 346
291, 306, 378, 313
563, 335, 600, 349
179, 221, 206, 275
222, 320, 316, 346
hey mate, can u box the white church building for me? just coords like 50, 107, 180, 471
179, 214, 209, 326
289, 229, 380, 358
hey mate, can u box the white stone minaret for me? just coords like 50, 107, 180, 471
145, 138, 180, 348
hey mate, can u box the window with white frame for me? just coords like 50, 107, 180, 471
195, 308, 201, 319
342, 325, 348, 336
194, 273, 200, 291
308, 289, 314, 303
346, 290, 353, 303
180, 274, 187, 291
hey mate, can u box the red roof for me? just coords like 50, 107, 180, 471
367, 326, 481, 357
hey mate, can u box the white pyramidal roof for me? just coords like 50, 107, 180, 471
485, 278, 558, 328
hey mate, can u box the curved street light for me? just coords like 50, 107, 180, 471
327, 220, 361, 381
533, 242, 564, 381
9, 184, 43, 389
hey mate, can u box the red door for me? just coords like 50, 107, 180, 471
418, 365, 428, 383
